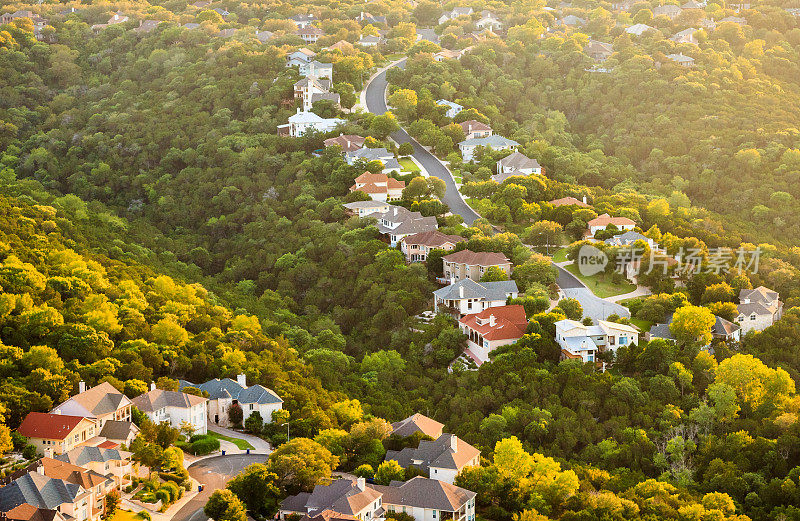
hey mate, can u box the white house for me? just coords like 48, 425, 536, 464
345, 147, 405, 174
438, 6, 473, 25
459, 120, 492, 140
278, 109, 345, 138
554, 319, 639, 363
587, 213, 636, 236
290, 14, 315, 28
736, 286, 783, 333
436, 99, 463, 119
279, 478, 383, 521
671, 28, 698, 44
458, 135, 520, 162
475, 13, 502, 30
343, 200, 391, 217
666, 53, 695, 67
374, 477, 476, 521
131, 387, 208, 435
51, 382, 132, 429
604, 231, 661, 251
358, 35, 382, 47
384, 434, 480, 484
433, 278, 518, 316
373, 205, 439, 246
179, 374, 283, 427
625, 23, 655, 36
493, 152, 542, 182
286, 48, 316, 68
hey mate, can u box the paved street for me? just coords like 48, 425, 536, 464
363, 59, 481, 225
207, 423, 272, 453
171, 454, 268, 521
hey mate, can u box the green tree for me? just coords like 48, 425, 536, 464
205, 490, 247, 521
226, 464, 281, 515
268, 438, 339, 490
669, 305, 715, 346
374, 460, 405, 485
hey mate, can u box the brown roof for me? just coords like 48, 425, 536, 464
442, 249, 510, 267
459, 305, 527, 341
5, 504, 63, 521
53, 382, 128, 417
369, 477, 476, 511
400, 231, 464, 248
588, 213, 636, 227
37, 458, 108, 489
324, 134, 366, 152
391, 413, 444, 438
298, 26, 324, 36
549, 196, 590, 207
17, 413, 91, 441
459, 120, 491, 133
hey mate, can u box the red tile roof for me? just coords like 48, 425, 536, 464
459, 305, 527, 341
443, 249, 510, 266
17, 412, 90, 440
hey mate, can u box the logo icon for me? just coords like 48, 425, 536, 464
577, 244, 608, 276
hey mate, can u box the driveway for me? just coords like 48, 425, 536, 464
172, 454, 268, 521
363, 59, 481, 225
555, 265, 631, 322
207, 423, 272, 453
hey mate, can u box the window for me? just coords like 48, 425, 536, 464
619, 336, 627, 345
433, 511, 437, 519
250, 404, 254, 410
750, 314, 757, 321
609, 337, 615, 345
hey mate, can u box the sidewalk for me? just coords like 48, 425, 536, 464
604, 285, 652, 303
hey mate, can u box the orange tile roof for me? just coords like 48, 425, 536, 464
460, 305, 527, 341
549, 196, 590, 207
18, 413, 90, 441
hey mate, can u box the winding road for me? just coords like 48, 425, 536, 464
363, 59, 481, 226
363, 61, 632, 322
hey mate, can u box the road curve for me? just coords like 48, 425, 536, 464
364, 59, 482, 226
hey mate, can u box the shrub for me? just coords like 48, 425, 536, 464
154, 489, 169, 505
190, 437, 220, 455
138, 512, 152, 521
22, 445, 37, 460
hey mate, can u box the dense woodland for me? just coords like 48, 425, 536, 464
3, 0, 800, 520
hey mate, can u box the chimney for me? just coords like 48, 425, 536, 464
237, 374, 247, 387
356, 477, 366, 491
296, 107, 301, 114
78, 381, 86, 394
459, 284, 464, 298
37, 462, 45, 475
582, 195, 587, 204
450, 434, 458, 451
54, 408, 61, 415
489, 314, 496, 327
150, 382, 156, 391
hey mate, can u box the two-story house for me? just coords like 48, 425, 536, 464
458, 135, 519, 162
373, 206, 439, 247
736, 286, 783, 333
391, 413, 444, 439
350, 172, 405, 202
492, 152, 542, 183
433, 279, 518, 316
586, 214, 636, 236
442, 250, 511, 282
52, 382, 132, 429
384, 434, 480, 484
17, 413, 99, 456
279, 478, 383, 521
56, 446, 133, 489
458, 305, 528, 364
342, 201, 391, 218
554, 319, 639, 363
0, 470, 98, 521
400, 231, 464, 263
436, 100, 463, 119
179, 374, 283, 427
458, 120, 492, 140
131, 386, 208, 435
374, 477, 476, 521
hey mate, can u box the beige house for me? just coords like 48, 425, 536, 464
442, 249, 511, 282
52, 382, 132, 428
737, 286, 783, 333
587, 213, 636, 236
400, 231, 464, 262
0, 470, 100, 521
56, 445, 133, 489
17, 413, 99, 456
459, 120, 492, 140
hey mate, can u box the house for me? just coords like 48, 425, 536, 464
587, 213, 636, 236
786, 7, 800, 17
0, 471, 99, 521
436, 100, 463, 119
357, 35, 382, 47
52, 382, 132, 428
279, 478, 383, 521
612, 0, 636, 10
326, 40, 355, 53
306, 61, 333, 81
653, 5, 682, 19
297, 26, 324, 44
459, 305, 528, 364
671, 28, 698, 44
91, 12, 128, 31
17, 413, 99, 457
438, 7, 474, 25
459, 120, 492, 140
179, 374, 283, 427
191, 1, 211, 8
493, 152, 542, 181
557, 15, 587, 26
373, 477, 476, 521
131, 387, 208, 435
345, 148, 404, 174
290, 14, 315, 29
475, 14, 502, 31
55, 446, 133, 488
324, 134, 366, 153
350, 172, 405, 202
277, 109, 345, 138
215, 28, 236, 38
133, 20, 161, 34
554, 319, 639, 363
294, 76, 333, 111
400, 231, 464, 262
549, 196, 590, 207
458, 135, 519, 162
356, 12, 387, 25
649, 313, 741, 344
666, 53, 695, 67
212, 7, 230, 18
256, 30, 274, 43
2, 504, 69, 521
718, 16, 746, 24
442, 250, 511, 282
433, 279, 519, 315
0, 10, 32, 24
385, 434, 480, 484
585, 40, 614, 61
183, 23, 201, 30
681, 0, 705, 9
736, 286, 783, 333
416, 28, 440, 44
287, 48, 317, 68
729, 2, 750, 11
372, 205, 439, 247
433, 49, 464, 61
391, 413, 444, 439
625, 23, 655, 35
604, 231, 660, 251
342, 200, 391, 218
97, 421, 139, 447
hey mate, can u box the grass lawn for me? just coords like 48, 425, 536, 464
629, 317, 653, 333
565, 263, 637, 299
398, 157, 420, 173
206, 431, 255, 450
551, 248, 569, 263
110, 511, 146, 521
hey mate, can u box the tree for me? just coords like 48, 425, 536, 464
669, 305, 715, 346
229, 403, 243, 427
374, 460, 405, 485
388, 89, 418, 120
398, 143, 414, 156
205, 490, 247, 521
556, 298, 583, 321
226, 464, 281, 515
267, 438, 339, 490
512, 255, 557, 292
480, 266, 508, 282
245, 411, 263, 434
102, 490, 120, 520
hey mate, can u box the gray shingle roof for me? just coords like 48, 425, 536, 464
55, 446, 129, 467
433, 278, 518, 301
459, 135, 520, 148
369, 477, 475, 511
385, 434, 480, 472
282, 479, 381, 516
180, 379, 283, 405
131, 389, 207, 412
99, 420, 138, 441
0, 472, 82, 512
496, 152, 540, 171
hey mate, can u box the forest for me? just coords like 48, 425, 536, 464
2, 0, 800, 521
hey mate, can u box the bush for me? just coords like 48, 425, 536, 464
139, 512, 152, 521
354, 464, 374, 479
22, 445, 37, 460
154, 489, 169, 505
189, 436, 220, 455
